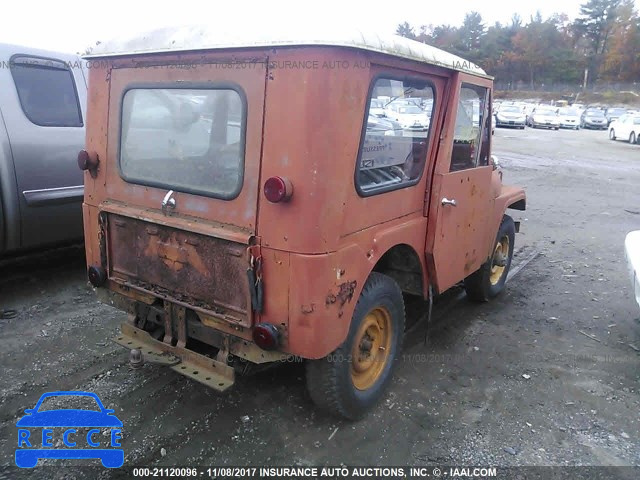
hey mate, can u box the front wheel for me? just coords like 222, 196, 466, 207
306, 272, 405, 420
609, 129, 616, 140
630, 132, 636, 144
464, 216, 516, 302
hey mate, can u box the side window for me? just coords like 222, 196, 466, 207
10, 57, 83, 127
356, 77, 435, 195
449, 84, 489, 172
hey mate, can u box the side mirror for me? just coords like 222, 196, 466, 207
491, 155, 501, 171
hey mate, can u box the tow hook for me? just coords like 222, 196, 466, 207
129, 349, 144, 369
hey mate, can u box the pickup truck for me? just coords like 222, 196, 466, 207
0, 43, 87, 256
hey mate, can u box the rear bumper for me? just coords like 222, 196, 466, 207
114, 322, 236, 391
495, 119, 525, 127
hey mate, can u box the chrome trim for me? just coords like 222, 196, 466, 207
22, 185, 84, 207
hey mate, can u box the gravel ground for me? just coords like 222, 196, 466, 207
0, 126, 639, 478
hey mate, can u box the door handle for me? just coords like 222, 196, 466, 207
441, 197, 457, 207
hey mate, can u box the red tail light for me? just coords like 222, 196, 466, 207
252, 323, 280, 350
78, 149, 99, 178
264, 176, 293, 203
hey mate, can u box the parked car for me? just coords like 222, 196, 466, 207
366, 114, 403, 136
527, 106, 560, 129
605, 107, 627, 126
581, 109, 608, 130
84, 26, 525, 420
625, 231, 640, 311
608, 114, 640, 144
384, 102, 430, 131
494, 105, 526, 129
557, 107, 581, 130
0, 43, 87, 256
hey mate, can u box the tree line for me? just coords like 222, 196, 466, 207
395, 0, 639, 90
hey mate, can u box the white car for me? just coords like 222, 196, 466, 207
557, 107, 581, 130
609, 114, 640, 144
625, 231, 640, 310
494, 105, 526, 129
384, 103, 430, 131
528, 107, 560, 130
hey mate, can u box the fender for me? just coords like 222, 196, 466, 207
287, 215, 429, 359
484, 184, 526, 260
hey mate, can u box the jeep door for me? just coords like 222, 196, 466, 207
426, 74, 495, 292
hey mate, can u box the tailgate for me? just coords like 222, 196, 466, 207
99, 56, 267, 326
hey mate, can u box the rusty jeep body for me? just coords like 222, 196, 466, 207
81, 27, 526, 419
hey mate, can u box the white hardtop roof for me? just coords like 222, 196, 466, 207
87, 25, 488, 77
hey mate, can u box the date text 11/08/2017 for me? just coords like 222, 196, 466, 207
131, 467, 498, 478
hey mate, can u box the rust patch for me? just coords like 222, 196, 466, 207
107, 214, 251, 325
326, 280, 357, 307
301, 304, 315, 314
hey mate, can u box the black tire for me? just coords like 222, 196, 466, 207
306, 272, 405, 420
630, 132, 636, 144
464, 216, 516, 302
609, 129, 616, 140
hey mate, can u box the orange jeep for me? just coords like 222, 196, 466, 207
80, 27, 526, 419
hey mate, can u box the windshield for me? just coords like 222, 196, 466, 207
120, 88, 245, 199
370, 99, 384, 108
586, 110, 604, 117
536, 108, 556, 115
559, 108, 579, 115
500, 106, 522, 113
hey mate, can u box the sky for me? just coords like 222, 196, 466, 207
0, 0, 636, 54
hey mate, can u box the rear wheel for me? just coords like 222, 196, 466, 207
630, 132, 636, 144
306, 272, 405, 420
609, 129, 616, 140
464, 216, 516, 302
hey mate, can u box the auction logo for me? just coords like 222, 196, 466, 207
15, 391, 123, 468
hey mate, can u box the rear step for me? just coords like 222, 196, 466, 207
114, 323, 235, 391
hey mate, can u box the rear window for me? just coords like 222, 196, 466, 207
120, 88, 245, 199
10, 57, 83, 127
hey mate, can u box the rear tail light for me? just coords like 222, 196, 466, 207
264, 176, 293, 203
78, 149, 99, 178
252, 323, 280, 350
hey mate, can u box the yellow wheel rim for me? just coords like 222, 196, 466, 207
489, 236, 510, 286
351, 306, 393, 391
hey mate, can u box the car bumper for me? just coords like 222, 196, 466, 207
495, 119, 525, 127
401, 125, 429, 131
114, 322, 236, 392
531, 121, 559, 129
583, 122, 607, 129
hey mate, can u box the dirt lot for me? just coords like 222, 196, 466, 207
0, 127, 639, 478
